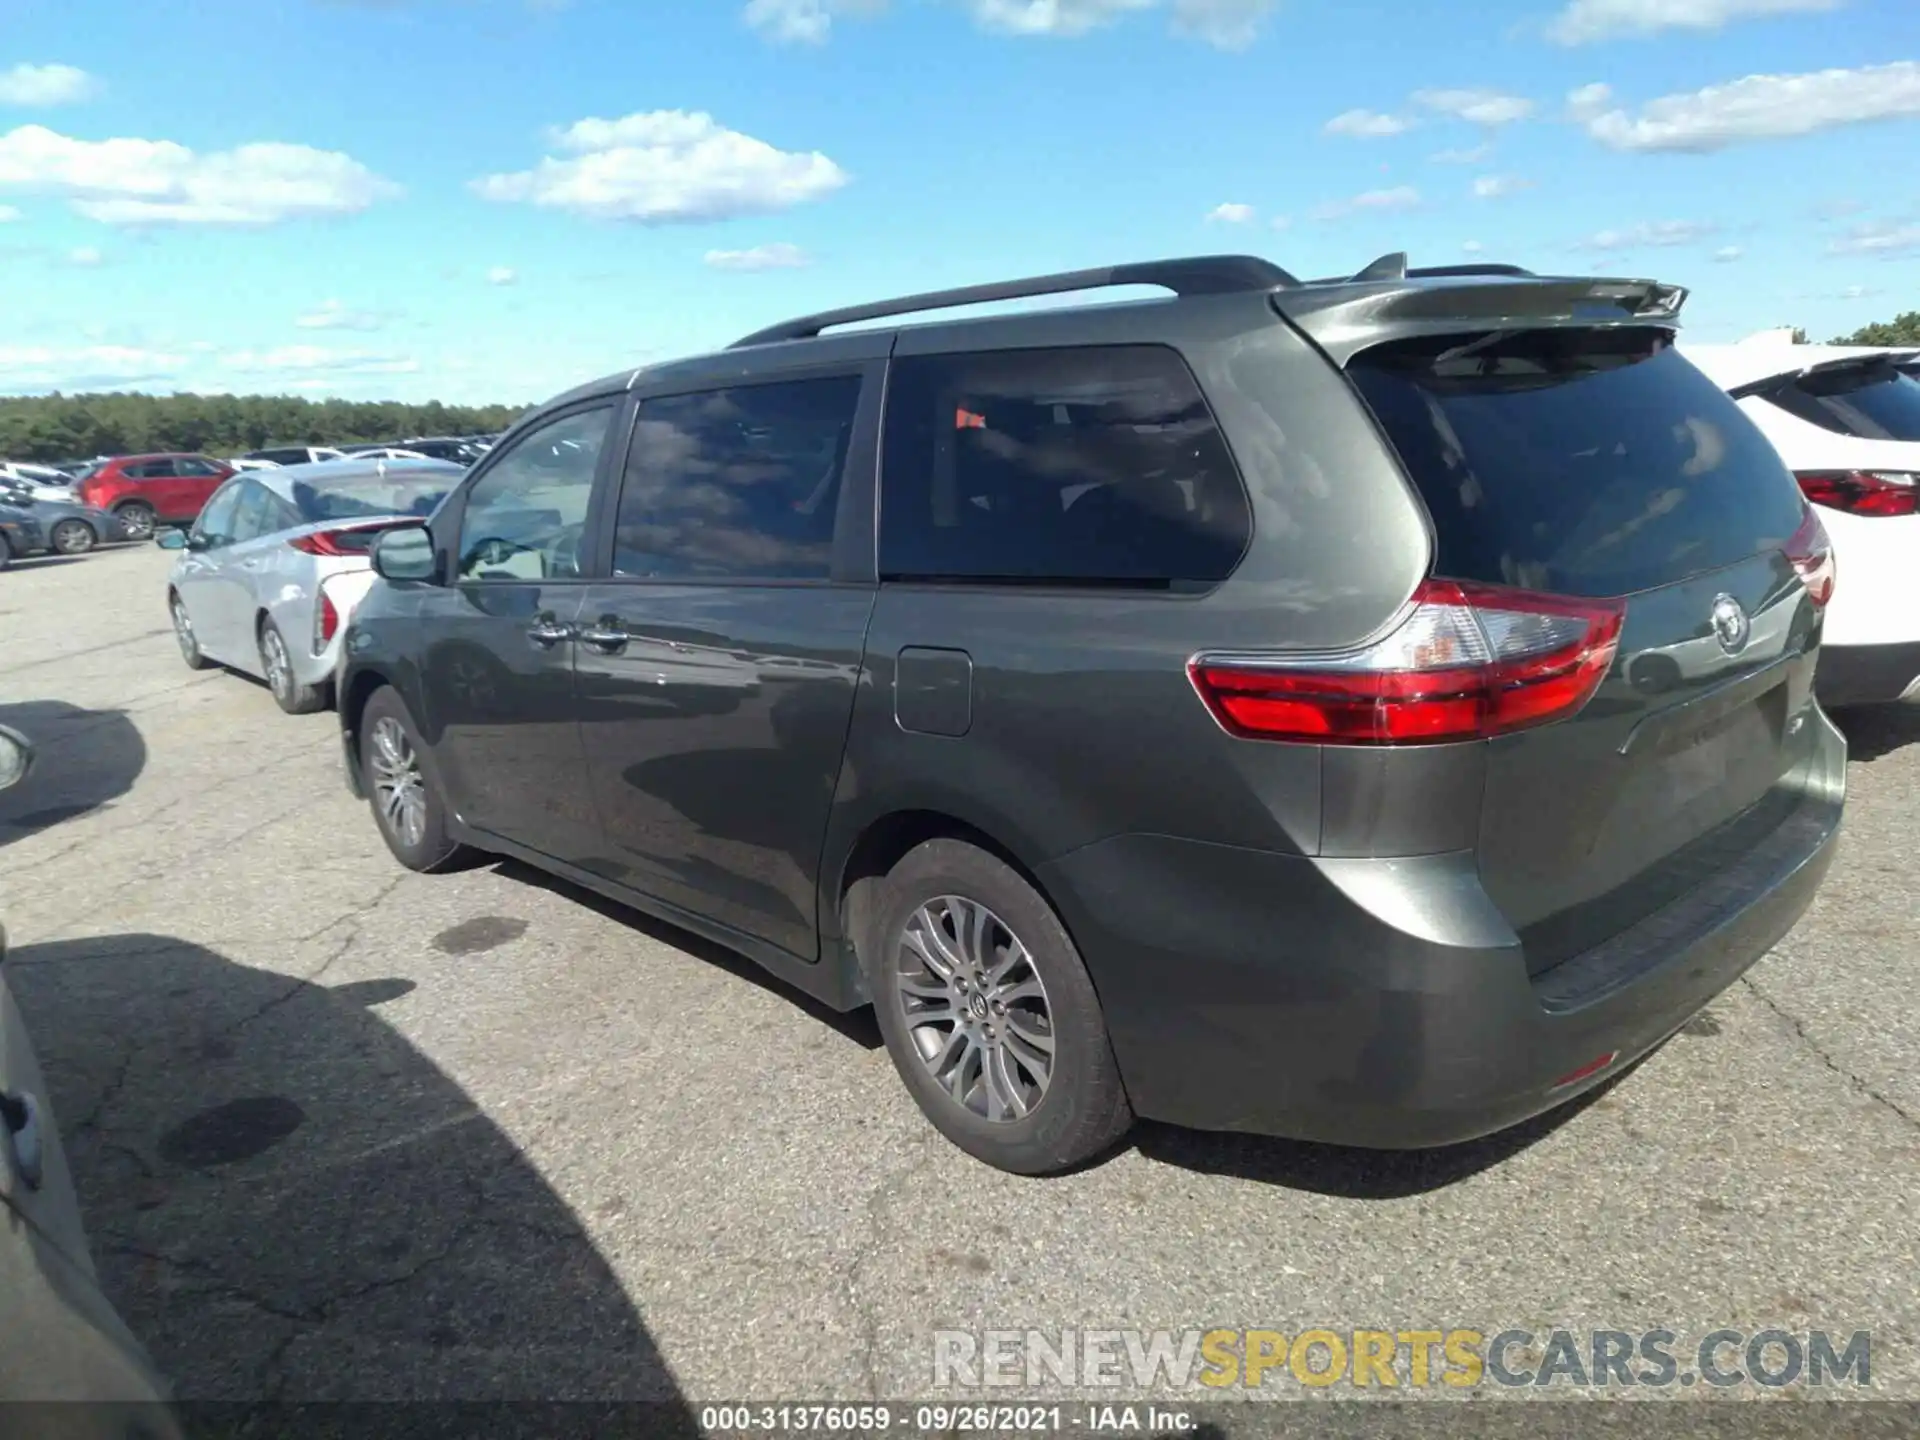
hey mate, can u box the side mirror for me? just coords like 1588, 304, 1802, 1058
0, 725, 33, 792
155, 529, 188, 551
371, 525, 438, 583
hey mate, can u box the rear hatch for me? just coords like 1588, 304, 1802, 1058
1342, 323, 1827, 970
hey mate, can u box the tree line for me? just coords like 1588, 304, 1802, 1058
0, 392, 531, 466
1831, 312, 1920, 347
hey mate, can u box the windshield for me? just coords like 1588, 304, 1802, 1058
289, 475, 454, 523
1349, 327, 1808, 597
1757, 360, 1920, 442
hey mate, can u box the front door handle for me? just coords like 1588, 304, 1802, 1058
1, 1089, 44, 1190
526, 617, 574, 647
578, 622, 629, 653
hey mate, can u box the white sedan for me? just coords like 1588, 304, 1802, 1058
156, 458, 463, 714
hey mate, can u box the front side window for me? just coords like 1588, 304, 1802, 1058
612, 375, 862, 582
192, 482, 244, 548
226, 481, 282, 544
455, 406, 612, 582
176, 456, 225, 477
878, 345, 1253, 589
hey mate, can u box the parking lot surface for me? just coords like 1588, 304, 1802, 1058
3, 544, 1920, 1422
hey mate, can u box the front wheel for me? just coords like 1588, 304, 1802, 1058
259, 618, 327, 715
115, 502, 157, 541
169, 592, 211, 670
868, 839, 1134, 1175
358, 686, 475, 873
50, 519, 96, 555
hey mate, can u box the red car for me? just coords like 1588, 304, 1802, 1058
74, 454, 234, 541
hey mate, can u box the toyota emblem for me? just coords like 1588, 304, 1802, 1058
1710, 593, 1750, 655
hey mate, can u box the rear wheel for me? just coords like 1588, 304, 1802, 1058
258, 618, 327, 715
169, 591, 211, 670
359, 686, 474, 873
114, 501, 157, 540
49, 519, 96, 555
868, 839, 1133, 1175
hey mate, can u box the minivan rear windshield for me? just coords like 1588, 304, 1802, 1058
1751, 359, 1920, 442
1347, 327, 1807, 598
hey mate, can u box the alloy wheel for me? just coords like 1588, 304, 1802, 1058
51, 520, 95, 555
118, 506, 155, 540
171, 597, 199, 663
895, 895, 1056, 1123
261, 627, 292, 700
369, 716, 428, 850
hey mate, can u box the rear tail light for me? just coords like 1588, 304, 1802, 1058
1189, 579, 1626, 746
1794, 470, 1918, 518
288, 522, 389, 556
1782, 507, 1836, 608
316, 586, 340, 650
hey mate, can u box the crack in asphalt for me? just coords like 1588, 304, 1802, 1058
1742, 974, 1919, 1129
846, 1134, 935, 1401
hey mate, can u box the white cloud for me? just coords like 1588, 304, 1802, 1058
1413, 87, 1535, 127
473, 110, 848, 223
1547, 0, 1841, 46
1712, 245, 1744, 261
220, 345, 421, 376
1430, 143, 1491, 164
1471, 174, 1533, 199
1583, 63, 1920, 153
1462, 239, 1485, 253
68, 245, 102, 266
486, 265, 518, 285
0, 124, 399, 225
743, 0, 889, 43
296, 298, 386, 330
1828, 220, 1920, 256
1324, 108, 1413, 138
1310, 185, 1420, 222
1575, 219, 1718, 250
0, 64, 98, 107
1565, 83, 1613, 120
1169, 0, 1278, 50
1206, 201, 1255, 223
704, 241, 811, 270
0, 343, 182, 389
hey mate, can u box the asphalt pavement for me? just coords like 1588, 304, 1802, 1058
2, 542, 1918, 1427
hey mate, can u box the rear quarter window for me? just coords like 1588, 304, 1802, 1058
1347, 328, 1808, 598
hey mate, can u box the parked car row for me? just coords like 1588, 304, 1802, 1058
148, 251, 1877, 1179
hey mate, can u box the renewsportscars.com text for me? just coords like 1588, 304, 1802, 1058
932, 1327, 1871, 1391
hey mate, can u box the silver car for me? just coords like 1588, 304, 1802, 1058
157, 458, 463, 713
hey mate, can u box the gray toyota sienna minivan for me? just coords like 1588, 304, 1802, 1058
334, 253, 1845, 1174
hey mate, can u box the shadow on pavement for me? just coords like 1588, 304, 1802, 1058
8, 932, 697, 1429
492, 858, 883, 1053
1829, 702, 1920, 763
0, 700, 147, 847
1131, 1068, 1625, 1199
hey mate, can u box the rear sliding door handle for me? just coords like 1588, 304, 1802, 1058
526, 618, 574, 647
578, 624, 630, 653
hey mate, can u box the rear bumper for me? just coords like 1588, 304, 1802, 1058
1039, 712, 1846, 1148
1815, 640, 1920, 708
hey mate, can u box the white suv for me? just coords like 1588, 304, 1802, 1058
1685, 330, 1920, 708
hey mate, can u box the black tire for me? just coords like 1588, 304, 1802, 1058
867, 839, 1133, 1175
258, 617, 327, 715
168, 590, 212, 670
0, 533, 11, 572
358, 685, 474, 873
114, 501, 157, 541
50, 519, 96, 555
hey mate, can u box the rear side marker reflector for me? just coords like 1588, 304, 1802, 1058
1551, 1051, 1618, 1091
1189, 579, 1625, 746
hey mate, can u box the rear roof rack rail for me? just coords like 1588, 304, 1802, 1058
726, 254, 1299, 349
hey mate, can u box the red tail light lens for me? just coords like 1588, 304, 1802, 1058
1782, 507, 1835, 608
1794, 470, 1918, 518
317, 589, 340, 647
288, 522, 389, 556
1189, 579, 1626, 746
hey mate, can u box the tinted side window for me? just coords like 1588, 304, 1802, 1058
128, 460, 175, 480
1349, 329, 1807, 597
192, 483, 243, 547
1759, 363, 1920, 442
878, 345, 1253, 588
456, 406, 612, 582
612, 375, 861, 582
177, 456, 224, 477
226, 481, 280, 543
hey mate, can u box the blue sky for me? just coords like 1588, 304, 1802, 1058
1, 0, 1917, 404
